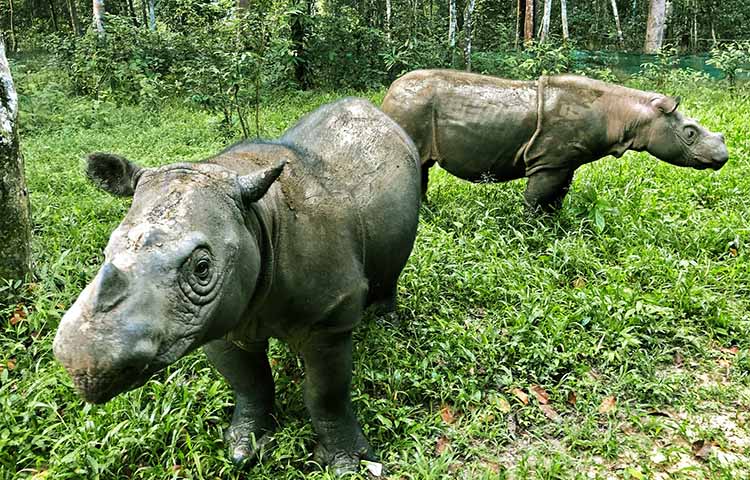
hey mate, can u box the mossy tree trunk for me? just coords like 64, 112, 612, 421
0, 40, 32, 282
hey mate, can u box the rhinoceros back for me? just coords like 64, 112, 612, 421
383, 69, 538, 181
280, 97, 421, 305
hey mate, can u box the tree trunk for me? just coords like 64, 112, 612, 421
0, 40, 32, 283
48, 0, 60, 32
515, 0, 522, 48
140, 0, 147, 28
463, 0, 476, 71
524, 0, 535, 44
560, 0, 569, 41
385, 0, 391, 41
93, 0, 105, 36
540, 0, 552, 42
290, 0, 312, 89
448, 0, 457, 66
127, 0, 138, 26
67, 0, 81, 35
9, 0, 16, 51
610, 0, 624, 47
644, 0, 666, 53
147, 0, 155, 30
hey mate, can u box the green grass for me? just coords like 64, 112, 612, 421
2, 56, 750, 479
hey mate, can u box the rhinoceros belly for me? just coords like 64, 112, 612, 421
432, 83, 537, 182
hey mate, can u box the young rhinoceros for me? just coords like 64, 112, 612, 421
53, 98, 421, 474
381, 69, 729, 211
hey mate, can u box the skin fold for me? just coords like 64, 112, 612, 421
53, 98, 421, 475
382, 69, 729, 211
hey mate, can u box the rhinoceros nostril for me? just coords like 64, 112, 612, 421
93, 263, 129, 313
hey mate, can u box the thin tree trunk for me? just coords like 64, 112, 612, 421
540, 0, 552, 42
610, 0, 624, 47
691, 0, 697, 51
9, 0, 16, 51
385, 0, 391, 41
448, 0, 457, 67
524, 0, 535, 44
644, 0, 666, 53
0, 40, 32, 282
515, 0, 522, 49
93, 0, 105, 36
48, 0, 60, 32
67, 0, 81, 35
560, 0, 569, 41
464, 0, 476, 71
140, 0, 147, 28
127, 0, 138, 26
148, 0, 155, 30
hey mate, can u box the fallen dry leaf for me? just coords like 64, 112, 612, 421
530, 385, 549, 405
440, 405, 456, 424
539, 404, 560, 421
718, 359, 731, 369
9, 305, 26, 326
598, 396, 616, 414
511, 388, 529, 405
435, 436, 450, 455
482, 461, 500, 473
572, 277, 586, 288
496, 396, 511, 413
567, 391, 578, 406
674, 351, 684, 366
692, 440, 714, 460
720, 346, 739, 355
481, 413, 495, 424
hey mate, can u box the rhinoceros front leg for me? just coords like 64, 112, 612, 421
204, 339, 276, 465
524, 168, 575, 212
301, 331, 374, 475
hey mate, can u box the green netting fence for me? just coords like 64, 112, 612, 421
573, 50, 750, 80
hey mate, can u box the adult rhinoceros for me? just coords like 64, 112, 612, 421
53, 98, 421, 475
381, 69, 729, 211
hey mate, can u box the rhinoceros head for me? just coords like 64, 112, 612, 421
644, 96, 728, 170
53, 153, 284, 403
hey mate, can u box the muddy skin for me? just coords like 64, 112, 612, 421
382, 69, 729, 211
53, 98, 421, 475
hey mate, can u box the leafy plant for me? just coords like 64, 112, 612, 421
707, 41, 750, 87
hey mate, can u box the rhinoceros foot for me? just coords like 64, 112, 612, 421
314, 443, 377, 476
224, 422, 275, 466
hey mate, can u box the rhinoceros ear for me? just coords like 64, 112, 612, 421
238, 160, 286, 206
652, 95, 680, 115
86, 153, 143, 197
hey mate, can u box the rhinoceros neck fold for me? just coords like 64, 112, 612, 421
242, 196, 278, 323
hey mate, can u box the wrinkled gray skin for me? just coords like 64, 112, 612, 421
381, 69, 729, 211
53, 98, 421, 475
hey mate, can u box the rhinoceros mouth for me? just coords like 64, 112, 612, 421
71, 366, 152, 404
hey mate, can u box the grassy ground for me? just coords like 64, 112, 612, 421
1, 57, 750, 479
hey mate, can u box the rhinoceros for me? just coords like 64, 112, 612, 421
381, 69, 729, 211
53, 98, 421, 474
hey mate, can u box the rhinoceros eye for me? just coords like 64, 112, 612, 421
683, 126, 698, 145
179, 248, 219, 305
195, 259, 211, 280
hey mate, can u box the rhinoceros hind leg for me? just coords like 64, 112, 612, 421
421, 159, 436, 201
524, 168, 575, 213
204, 339, 276, 466
302, 331, 375, 475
